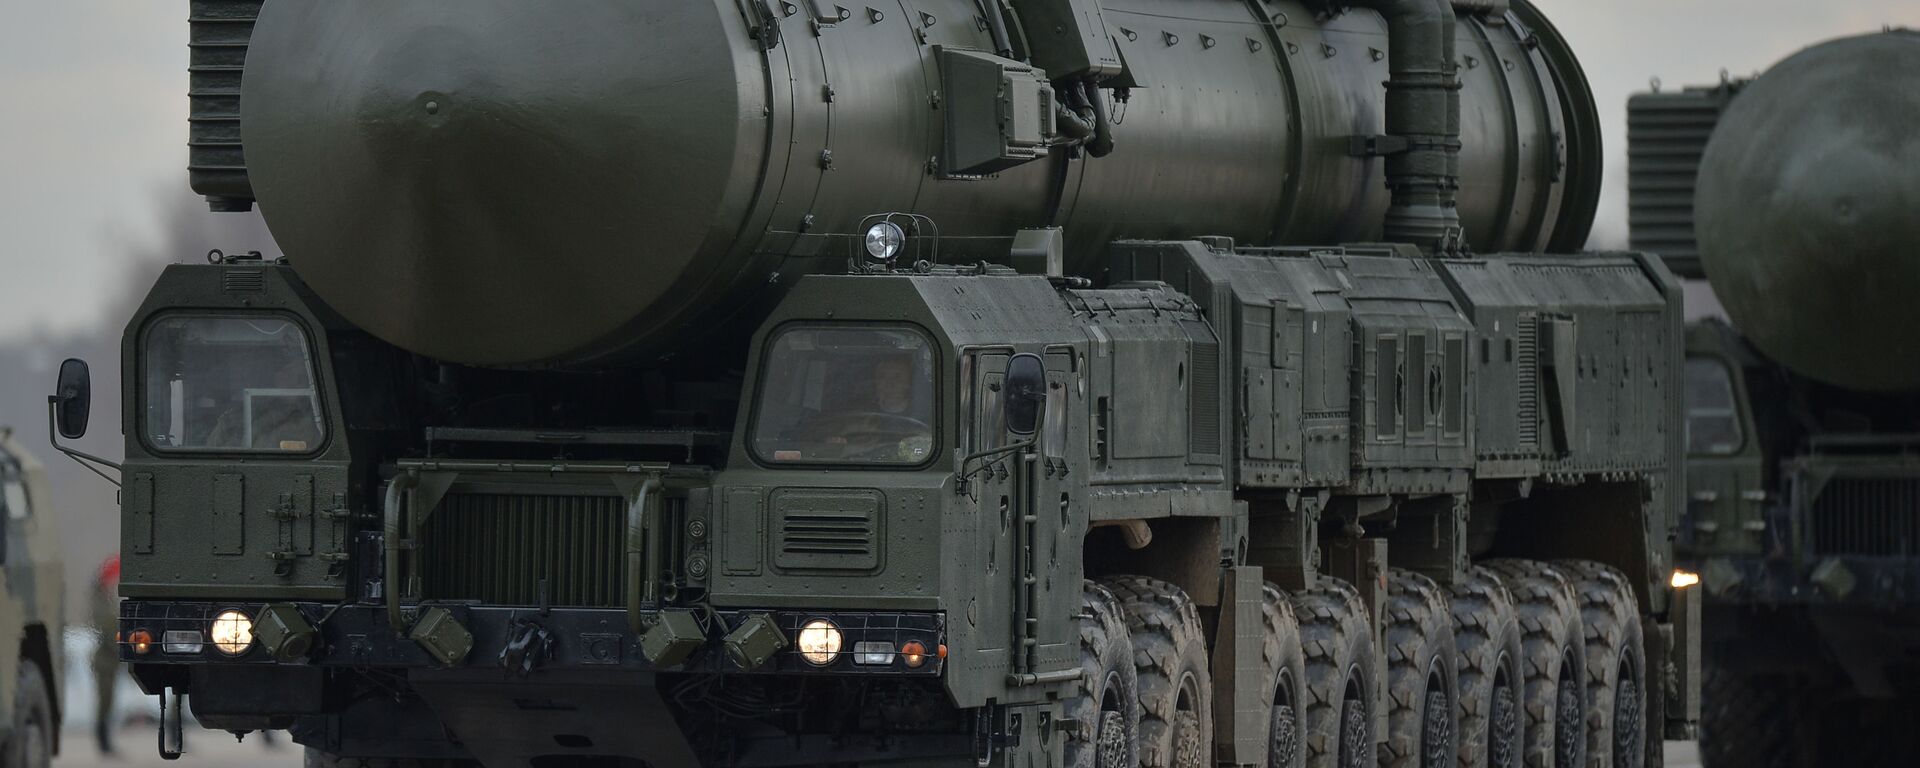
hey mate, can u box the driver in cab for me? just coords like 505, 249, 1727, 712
798, 355, 933, 463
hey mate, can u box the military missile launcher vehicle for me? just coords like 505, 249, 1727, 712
49, 0, 1696, 766
1628, 28, 1920, 768
0, 432, 65, 768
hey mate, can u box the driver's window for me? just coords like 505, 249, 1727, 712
751, 326, 937, 465
142, 315, 325, 453
1042, 351, 1072, 460
1684, 358, 1744, 456
971, 353, 1009, 454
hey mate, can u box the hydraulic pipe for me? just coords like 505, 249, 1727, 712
1348, 0, 1465, 253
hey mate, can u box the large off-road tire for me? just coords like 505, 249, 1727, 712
1066, 581, 1143, 768
1382, 570, 1459, 768
1260, 583, 1308, 768
1556, 561, 1645, 768
1450, 567, 1525, 768
1104, 576, 1213, 768
1484, 561, 1586, 768
6, 663, 52, 768
1697, 663, 1797, 768
1291, 577, 1377, 768
303, 751, 474, 768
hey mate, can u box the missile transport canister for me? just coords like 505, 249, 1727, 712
1643, 31, 1920, 392
1629, 29, 1920, 767
53, 1, 1693, 767
231, 0, 1601, 366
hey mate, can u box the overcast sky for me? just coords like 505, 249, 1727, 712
2, 1, 1916, 341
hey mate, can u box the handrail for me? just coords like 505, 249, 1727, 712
383, 471, 417, 636
626, 477, 662, 634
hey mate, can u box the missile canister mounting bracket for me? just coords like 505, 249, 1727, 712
938, 48, 1055, 177
1005, 0, 1121, 80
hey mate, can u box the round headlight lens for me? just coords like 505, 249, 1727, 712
209, 610, 255, 656
864, 222, 906, 261
796, 619, 844, 666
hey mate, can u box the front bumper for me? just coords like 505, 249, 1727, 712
1687, 554, 1920, 606
120, 601, 945, 676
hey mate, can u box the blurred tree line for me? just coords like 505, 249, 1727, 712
0, 192, 278, 625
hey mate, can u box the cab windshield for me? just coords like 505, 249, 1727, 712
143, 316, 325, 453
752, 327, 936, 465
1684, 358, 1743, 456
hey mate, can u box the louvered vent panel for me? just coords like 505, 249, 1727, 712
1626, 86, 1741, 278
1190, 343, 1221, 455
1184, 320, 1222, 458
189, 0, 263, 209
222, 269, 264, 293
417, 492, 631, 608
774, 489, 881, 571
1516, 318, 1540, 448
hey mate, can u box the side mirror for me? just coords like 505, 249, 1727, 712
52, 358, 91, 440
1003, 353, 1047, 436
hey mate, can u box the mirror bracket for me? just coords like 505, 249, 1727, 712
47, 358, 121, 487
46, 398, 121, 487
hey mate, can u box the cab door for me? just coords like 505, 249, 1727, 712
1682, 355, 1767, 556
1017, 349, 1081, 678
960, 347, 1083, 683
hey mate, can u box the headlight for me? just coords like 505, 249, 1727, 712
864, 222, 905, 262
796, 619, 843, 666
209, 610, 255, 656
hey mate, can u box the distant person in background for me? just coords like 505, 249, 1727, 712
92, 554, 120, 755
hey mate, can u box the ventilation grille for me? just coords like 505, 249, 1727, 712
222, 269, 264, 293
417, 492, 633, 608
1808, 477, 1920, 557
774, 490, 881, 571
1185, 321, 1222, 457
1626, 86, 1740, 278
1515, 318, 1540, 448
189, 0, 263, 210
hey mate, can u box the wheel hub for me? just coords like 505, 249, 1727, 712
1613, 661, 1642, 768
1270, 703, 1298, 768
1342, 700, 1369, 768
1555, 679, 1583, 768
1173, 711, 1205, 768
1423, 688, 1454, 768
1097, 710, 1128, 768
1489, 680, 1520, 768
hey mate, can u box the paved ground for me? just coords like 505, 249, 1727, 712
53, 728, 1704, 767
59, 726, 299, 768
1667, 740, 1702, 767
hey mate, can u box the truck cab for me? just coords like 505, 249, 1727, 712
0, 430, 66, 768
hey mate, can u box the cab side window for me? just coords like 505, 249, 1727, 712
1684, 358, 1744, 456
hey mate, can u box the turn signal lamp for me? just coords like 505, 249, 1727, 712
126, 629, 154, 655
900, 640, 928, 669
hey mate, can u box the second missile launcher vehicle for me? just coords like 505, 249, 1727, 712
53, 0, 1695, 766
1630, 28, 1920, 768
